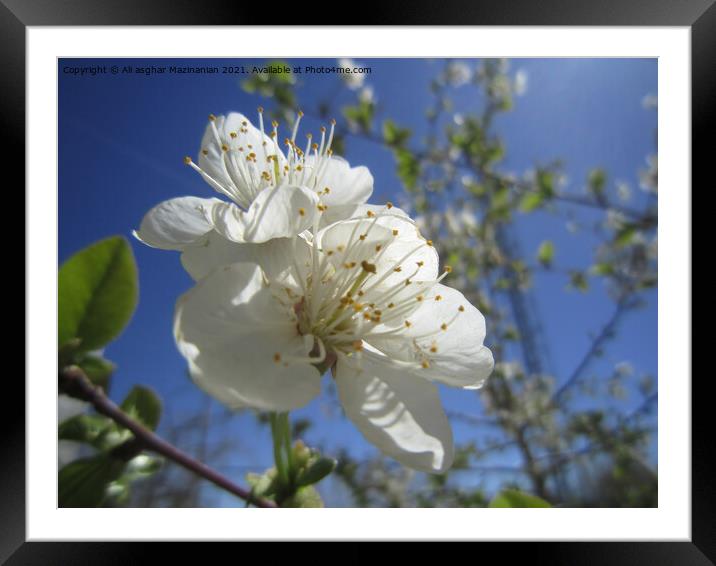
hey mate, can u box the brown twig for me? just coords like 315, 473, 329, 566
59, 366, 277, 508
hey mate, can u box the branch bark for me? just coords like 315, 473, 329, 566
59, 366, 277, 508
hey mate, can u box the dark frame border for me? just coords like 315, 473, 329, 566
8, 0, 704, 562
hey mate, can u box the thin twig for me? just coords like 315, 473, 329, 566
59, 367, 276, 508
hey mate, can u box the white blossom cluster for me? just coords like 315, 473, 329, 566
135, 110, 493, 472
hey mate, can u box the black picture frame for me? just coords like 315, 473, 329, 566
8, 0, 703, 562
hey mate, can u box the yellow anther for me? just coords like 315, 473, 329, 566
330, 118, 337, 125
230, 132, 237, 138
353, 340, 363, 351
394, 267, 402, 272
299, 208, 306, 216
458, 305, 465, 312
208, 114, 216, 121
405, 320, 412, 328
359, 234, 367, 241
435, 295, 443, 301
375, 244, 382, 252
430, 345, 438, 353
387, 303, 395, 309
272, 120, 279, 128
426, 240, 434, 247
202, 149, 209, 156
183, 156, 192, 164
421, 360, 431, 369
392, 229, 399, 236
273, 353, 282, 363
221, 144, 229, 152
320, 126, 326, 133
416, 261, 424, 267
444, 265, 453, 273
366, 210, 376, 218
298, 110, 304, 117
416, 295, 424, 302
441, 323, 448, 331
257, 106, 264, 113
386, 201, 393, 209
312, 143, 319, 150
361, 261, 377, 274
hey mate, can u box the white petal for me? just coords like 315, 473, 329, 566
318, 203, 411, 228
174, 262, 322, 411
335, 353, 454, 473
213, 185, 319, 243
369, 283, 494, 389
180, 231, 256, 281
197, 113, 286, 197
304, 155, 373, 206
133, 197, 221, 251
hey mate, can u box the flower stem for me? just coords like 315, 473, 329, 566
59, 366, 276, 508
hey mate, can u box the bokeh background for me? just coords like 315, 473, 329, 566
59, 58, 657, 507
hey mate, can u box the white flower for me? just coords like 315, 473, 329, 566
174, 208, 494, 473
134, 110, 374, 256
513, 69, 528, 96
444, 62, 471, 87
338, 58, 365, 90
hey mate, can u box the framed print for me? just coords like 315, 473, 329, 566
9, 0, 705, 562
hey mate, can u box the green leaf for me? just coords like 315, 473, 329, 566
59, 454, 126, 507
121, 386, 162, 431
519, 192, 544, 213
489, 489, 551, 508
614, 224, 638, 247
58, 236, 138, 351
537, 240, 555, 267
296, 457, 337, 487
59, 414, 114, 449
588, 168, 607, 197
282, 485, 324, 508
77, 354, 116, 391
382, 120, 411, 148
395, 149, 420, 191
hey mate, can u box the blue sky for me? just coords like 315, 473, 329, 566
59, 58, 657, 505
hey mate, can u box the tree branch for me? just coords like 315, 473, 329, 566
59, 367, 276, 508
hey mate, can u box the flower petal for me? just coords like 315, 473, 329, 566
213, 185, 320, 243
369, 283, 494, 389
304, 155, 373, 206
335, 353, 454, 473
197, 112, 285, 202
180, 232, 311, 282
133, 197, 221, 251
174, 262, 322, 411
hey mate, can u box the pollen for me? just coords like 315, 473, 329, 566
416, 295, 424, 302
324, 187, 331, 194
229, 132, 237, 138
394, 267, 402, 272
257, 106, 264, 113
361, 261, 376, 273
221, 144, 229, 152
441, 323, 448, 331
366, 210, 376, 218
416, 261, 424, 267
426, 240, 434, 247
443, 265, 453, 273
421, 360, 431, 369
202, 149, 209, 156
353, 340, 364, 351
435, 295, 443, 301
298, 208, 306, 216
458, 305, 465, 312
388, 303, 395, 309
430, 344, 438, 353
359, 234, 367, 241
208, 113, 216, 121
386, 201, 394, 209
273, 353, 282, 363
405, 320, 412, 328
392, 229, 399, 236
375, 244, 382, 252
183, 156, 192, 164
